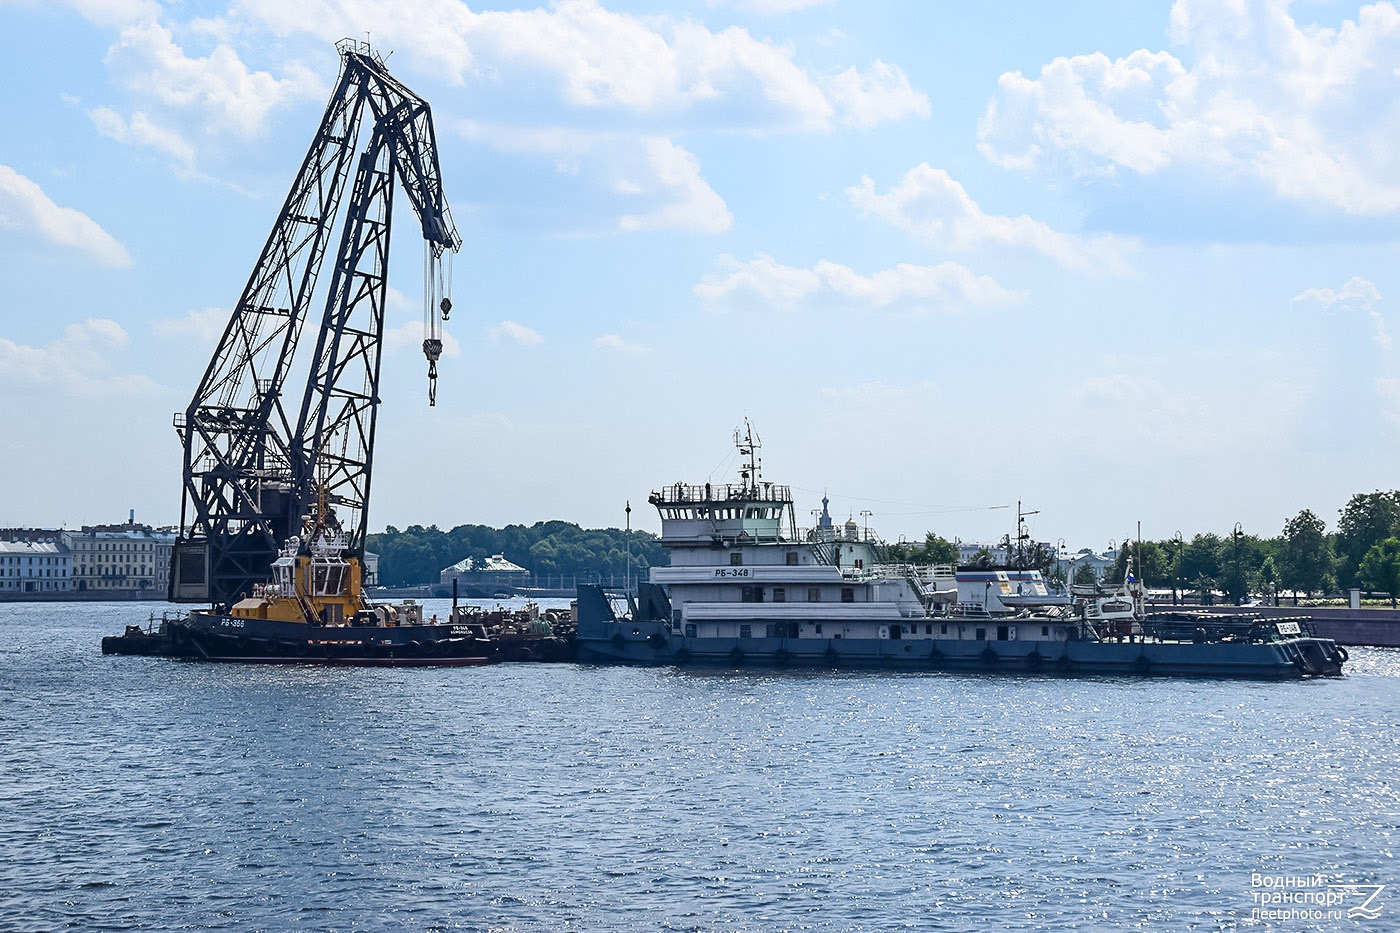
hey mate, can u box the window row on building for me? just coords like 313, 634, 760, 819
0, 523, 177, 595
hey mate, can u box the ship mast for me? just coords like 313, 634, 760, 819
735, 419, 761, 494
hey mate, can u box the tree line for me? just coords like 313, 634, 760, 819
960, 490, 1400, 604
369, 489, 1400, 602
367, 521, 666, 587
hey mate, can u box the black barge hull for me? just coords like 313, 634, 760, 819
102, 612, 505, 666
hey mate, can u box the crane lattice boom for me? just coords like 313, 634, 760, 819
170, 40, 460, 608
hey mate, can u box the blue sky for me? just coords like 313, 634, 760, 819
4, 0, 1400, 552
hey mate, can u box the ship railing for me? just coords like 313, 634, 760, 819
650, 482, 792, 505
1137, 612, 1317, 644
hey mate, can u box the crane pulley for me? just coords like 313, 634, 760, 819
170, 39, 461, 608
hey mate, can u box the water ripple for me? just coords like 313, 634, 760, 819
0, 604, 1395, 931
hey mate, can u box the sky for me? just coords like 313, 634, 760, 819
4, 0, 1400, 553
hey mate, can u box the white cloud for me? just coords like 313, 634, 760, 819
89, 106, 196, 168
593, 333, 650, 355
1292, 276, 1389, 349
848, 163, 1136, 273
91, 18, 320, 169
489, 320, 545, 345
233, 0, 920, 133
978, 0, 1400, 215
152, 307, 229, 345
824, 60, 931, 129
618, 138, 732, 234
0, 318, 157, 396
694, 253, 1025, 310
0, 164, 131, 267
460, 124, 732, 235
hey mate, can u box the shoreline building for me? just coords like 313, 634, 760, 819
63, 515, 177, 595
0, 533, 71, 594
440, 553, 530, 593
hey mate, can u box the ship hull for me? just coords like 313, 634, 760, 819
576, 616, 1346, 679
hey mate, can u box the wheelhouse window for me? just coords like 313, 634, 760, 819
840, 587, 854, 603
741, 585, 764, 603
807, 587, 820, 602
786, 551, 798, 566
729, 552, 743, 566
773, 588, 786, 603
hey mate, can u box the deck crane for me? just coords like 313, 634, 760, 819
169, 39, 460, 609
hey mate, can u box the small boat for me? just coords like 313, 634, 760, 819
575, 422, 1346, 679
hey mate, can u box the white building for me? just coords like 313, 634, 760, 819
440, 553, 529, 589
0, 539, 71, 593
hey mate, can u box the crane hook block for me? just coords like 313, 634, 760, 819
440, 297, 452, 321
423, 338, 443, 407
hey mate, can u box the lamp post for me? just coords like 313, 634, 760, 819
1232, 522, 1244, 605
625, 500, 632, 596
1173, 531, 1183, 605
860, 510, 872, 542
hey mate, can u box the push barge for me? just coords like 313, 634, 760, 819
576, 424, 1346, 679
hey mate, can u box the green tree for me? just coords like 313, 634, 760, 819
918, 533, 960, 565
1279, 509, 1332, 599
1180, 533, 1222, 604
1335, 491, 1400, 589
969, 547, 996, 569
1359, 537, 1400, 607
1258, 555, 1279, 605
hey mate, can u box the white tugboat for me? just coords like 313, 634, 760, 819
576, 423, 1346, 678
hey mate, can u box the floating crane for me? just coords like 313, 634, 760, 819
169, 39, 460, 609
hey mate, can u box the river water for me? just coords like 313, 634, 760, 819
1, 599, 1395, 932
